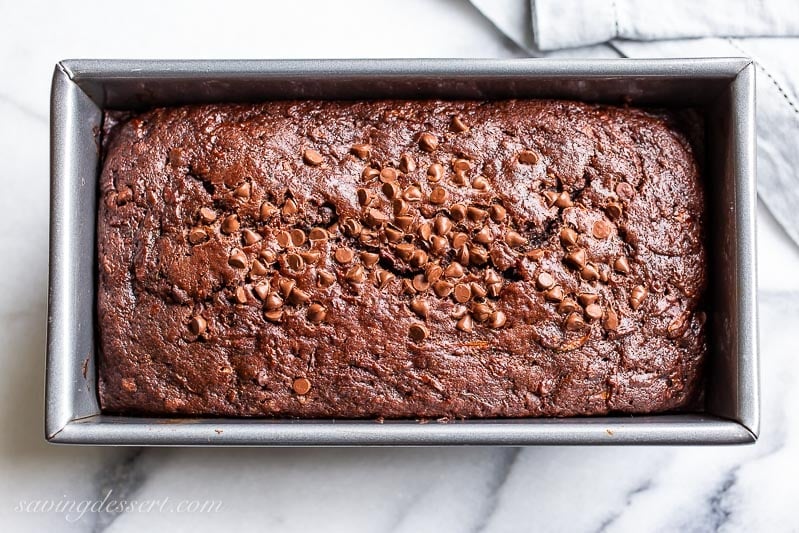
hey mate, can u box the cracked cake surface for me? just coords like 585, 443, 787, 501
97, 99, 707, 417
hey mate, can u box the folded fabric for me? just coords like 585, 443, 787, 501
531, 0, 799, 51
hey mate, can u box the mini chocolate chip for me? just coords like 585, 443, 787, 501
334, 247, 354, 264
472, 176, 489, 190
489, 310, 507, 328
362, 166, 380, 180
309, 227, 329, 241
380, 167, 398, 183
351, 143, 371, 159
433, 280, 454, 298
188, 228, 208, 244
565, 312, 585, 331
452, 159, 472, 172
264, 310, 284, 322
410, 298, 430, 318
581, 263, 600, 281
409, 323, 429, 342
293, 377, 312, 395
558, 298, 580, 314
361, 252, 380, 267
555, 191, 573, 208
614, 256, 630, 274
307, 303, 327, 323
260, 249, 277, 263
234, 286, 249, 304
412, 274, 430, 292
286, 253, 305, 271
288, 287, 310, 305
365, 208, 389, 227
254, 282, 271, 300
606, 201, 623, 219
376, 269, 395, 289
410, 249, 429, 268
228, 249, 248, 269
278, 278, 296, 298
455, 245, 470, 266
429, 186, 448, 205
560, 227, 578, 246
467, 206, 487, 222
260, 202, 277, 220
585, 303, 603, 320
485, 269, 502, 285
382, 181, 400, 199
399, 153, 417, 173
592, 220, 612, 239
418, 222, 433, 241
474, 226, 494, 244
615, 182, 635, 200
489, 204, 507, 222
250, 259, 269, 276
357, 188, 373, 206
282, 198, 299, 216
451, 115, 469, 133
425, 263, 443, 282
234, 182, 251, 199
630, 285, 648, 309
189, 315, 207, 335
536, 272, 555, 290
430, 235, 449, 255
505, 231, 526, 248
383, 225, 404, 243
577, 292, 598, 306
396, 243, 416, 261
443, 262, 464, 279
394, 215, 414, 231
433, 215, 453, 236
466, 246, 486, 266
451, 172, 468, 187
518, 150, 539, 165
290, 229, 306, 247
545, 286, 564, 302
418, 133, 438, 152
603, 308, 619, 330
452, 232, 469, 249
453, 283, 472, 303
392, 198, 409, 217
221, 215, 240, 235
264, 293, 283, 310
470, 282, 487, 299
199, 207, 217, 224
317, 270, 336, 288
303, 149, 323, 166
564, 248, 587, 269
450, 204, 467, 221
241, 229, 262, 246
471, 304, 492, 323
341, 218, 362, 237
427, 163, 444, 183
543, 190, 559, 207
526, 249, 545, 261
403, 185, 423, 202
486, 282, 502, 298
276, 230, 292, 248
456, 314, 474, 332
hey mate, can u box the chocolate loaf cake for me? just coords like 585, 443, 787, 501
97, 99, 706, 418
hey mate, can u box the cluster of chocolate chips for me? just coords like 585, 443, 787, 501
185, 112, 647, 346
529, 180, 645, 336
344, 118, 535, 342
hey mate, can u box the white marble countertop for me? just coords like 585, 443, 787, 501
2, 1, 798, 531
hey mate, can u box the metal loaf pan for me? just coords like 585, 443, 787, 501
47, 59, 758, 445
